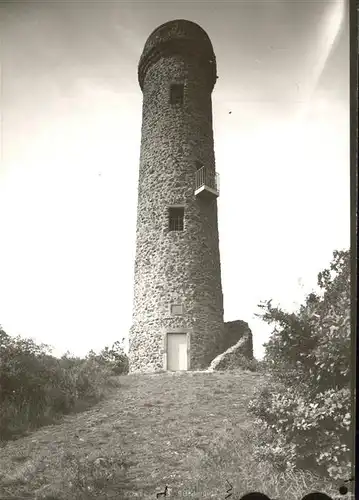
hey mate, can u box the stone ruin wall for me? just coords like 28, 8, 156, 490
208, 320, 254, 371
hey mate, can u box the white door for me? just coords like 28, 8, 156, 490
167, 333, 187, 371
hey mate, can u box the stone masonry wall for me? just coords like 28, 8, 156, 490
222, 320, 253, 359
129, 21, 224, 373
207, 321, 254, 371
207, 336, 251, 372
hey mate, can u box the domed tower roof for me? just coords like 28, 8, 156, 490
138, 19, 217, 91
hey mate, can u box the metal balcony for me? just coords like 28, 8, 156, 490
195, 165, 219, 199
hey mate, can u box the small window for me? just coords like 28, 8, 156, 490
168, 207, 184, 231
170, 304, 184, 316
170, 84, 184, 105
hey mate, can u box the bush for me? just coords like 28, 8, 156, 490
249, 383, 351, 479
86, 340, 129, 375
0, 330, 129, 441
248, 249, 352, 479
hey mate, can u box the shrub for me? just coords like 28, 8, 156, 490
260, 250, 351, 394
249, 383, 351, 479
248, 249, 352, 479
0, 330, 128, 441
86, 339, 129, 375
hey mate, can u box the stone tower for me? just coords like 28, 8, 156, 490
129, 19, 224, 373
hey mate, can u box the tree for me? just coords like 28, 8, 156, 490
249, 249, 352, 479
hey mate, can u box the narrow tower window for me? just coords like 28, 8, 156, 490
168, 207, 184, 231
170, 84, 184, 105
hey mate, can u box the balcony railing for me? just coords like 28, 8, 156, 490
195, 165, 219, 198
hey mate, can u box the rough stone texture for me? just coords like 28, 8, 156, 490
207, 331, 253, 372
129, 20, 224, 373
222, 320, 253, 359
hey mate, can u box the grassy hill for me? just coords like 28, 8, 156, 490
0, 370, 337, 500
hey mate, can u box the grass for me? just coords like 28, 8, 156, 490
0, 370, 342, 500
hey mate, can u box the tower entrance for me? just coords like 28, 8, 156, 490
167, 333, 188, 371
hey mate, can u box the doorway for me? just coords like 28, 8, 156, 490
167, 333, 188, 371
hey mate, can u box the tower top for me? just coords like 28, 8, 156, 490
138, 19, 217, 91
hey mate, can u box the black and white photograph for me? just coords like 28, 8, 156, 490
0, 0, 354, 499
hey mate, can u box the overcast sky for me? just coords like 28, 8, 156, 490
0, 0, 350, 360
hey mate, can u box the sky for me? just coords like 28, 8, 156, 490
0, 0, 350, 360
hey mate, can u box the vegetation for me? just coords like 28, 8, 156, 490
248, 249, 352, 480
213, 352, 264, 372
0, 371, 338, 500
0, 249, 351, 498
0, 329, 129, 441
